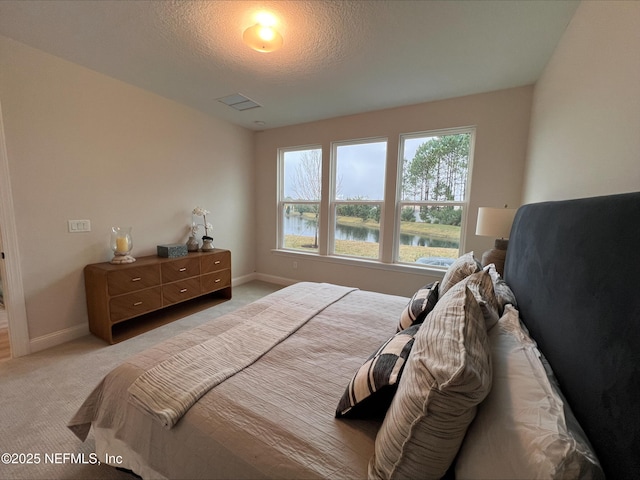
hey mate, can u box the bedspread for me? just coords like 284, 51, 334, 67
128, 283, 356, 428
69, 282, 409, 479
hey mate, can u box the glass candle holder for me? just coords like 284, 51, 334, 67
110, 226, 136, 264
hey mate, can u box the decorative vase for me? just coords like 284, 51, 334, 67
201, 236, 214, 251
187, 236, 199, 252
110, 226, 136, 264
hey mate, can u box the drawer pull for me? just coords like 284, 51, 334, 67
179, 267, 187, 272
180, 288, 188, 293
214, 278, 221, 283
214, 260, 221, 265
131, 277, 142, 282
133, 301, 143, 306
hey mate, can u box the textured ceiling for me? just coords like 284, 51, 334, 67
0, 0, 579, 130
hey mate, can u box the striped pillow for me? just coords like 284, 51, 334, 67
439, 251, 481, 297
369, 273, 493, 479
335, 324, 420, 419
397, 281, 439, 332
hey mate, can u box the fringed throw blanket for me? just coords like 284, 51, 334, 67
128, 282, 357, 428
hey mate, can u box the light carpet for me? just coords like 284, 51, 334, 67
0, 281, 282, 480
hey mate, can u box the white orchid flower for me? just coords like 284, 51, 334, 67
192, 207, 210, 217
190, 207, 213, 237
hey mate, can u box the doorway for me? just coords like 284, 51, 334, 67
0, 146, 12, 361
0, 98, 30, 358
0, 254, 9, 360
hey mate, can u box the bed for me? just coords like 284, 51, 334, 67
69, 192, 640, 479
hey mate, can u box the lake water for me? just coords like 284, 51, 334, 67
283, 214, 458, 248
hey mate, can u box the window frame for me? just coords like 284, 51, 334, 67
329, 137, 388, 261
274, 127, 475, 272
277, 145, 323, 253
394, 126, 475, 267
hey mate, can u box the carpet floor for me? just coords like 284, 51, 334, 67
0, 280, 282, 480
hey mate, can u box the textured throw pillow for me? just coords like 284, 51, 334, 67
336, 324, 420, 419
484, 263, 518, 316
465, 270, 500, 330
397, 281, 439, 332
439, 251, 482, 297
455, 305, 604, 480
369, 278, 493, 479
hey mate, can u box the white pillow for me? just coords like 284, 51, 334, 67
455, 305, 604, 480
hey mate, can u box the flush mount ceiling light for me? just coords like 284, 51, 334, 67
243, 11, 283, 53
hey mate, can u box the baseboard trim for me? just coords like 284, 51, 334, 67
253, 273, 296, 286
29, 323, 89, 353
232, 272, 258, 286
233, 272, 296, 287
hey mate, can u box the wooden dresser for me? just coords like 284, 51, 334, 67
84, 249, 231, 344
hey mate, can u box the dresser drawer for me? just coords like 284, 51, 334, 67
201, 251, 231, 274
201, 269, 231, 293
109, 287, 162, 322
161, 257, 200, 283
162, 277, 201, 306
107, 265, 161, 296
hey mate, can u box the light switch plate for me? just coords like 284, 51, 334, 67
68, 219, 91, 232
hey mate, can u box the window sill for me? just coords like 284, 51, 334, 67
270, 249, 447, 278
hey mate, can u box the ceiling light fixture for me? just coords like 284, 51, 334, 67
243, 11, 283, 53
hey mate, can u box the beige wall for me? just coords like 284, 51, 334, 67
524, 1, 640, 203
254, 86, 533, 297
0, 36, 255, 347
11, 0, 630, 349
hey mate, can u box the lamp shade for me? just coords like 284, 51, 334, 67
475, 207, 516, 239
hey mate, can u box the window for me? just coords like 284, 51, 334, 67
279, 147, 322, 253
276, 127, 474, 271
397, 128, 473, 266
331, 139, 387, 260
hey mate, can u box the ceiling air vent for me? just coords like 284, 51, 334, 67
217, 93, 262, 111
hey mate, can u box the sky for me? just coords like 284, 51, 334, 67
283, 136, 431, 200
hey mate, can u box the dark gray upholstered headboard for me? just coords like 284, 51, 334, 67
503, 192, 640, 479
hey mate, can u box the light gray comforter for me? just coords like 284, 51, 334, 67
69, 282, 408, 479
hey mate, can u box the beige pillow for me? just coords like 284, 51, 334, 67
369, 275, 493, 480
439, 251, 481, 297
455, 305, 604, 480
